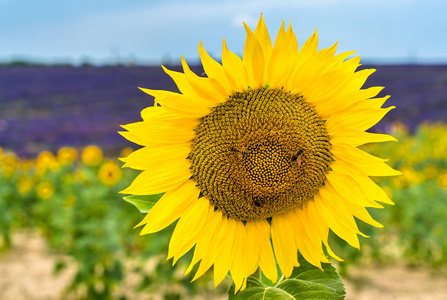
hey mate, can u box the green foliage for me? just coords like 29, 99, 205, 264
388, 182, 447, 268
123, 193, 164, 213
228, 256, 345, 300
0, 148, 218, 299
0, 179, 14, 250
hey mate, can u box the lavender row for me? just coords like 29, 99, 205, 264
0, 65, 446, 157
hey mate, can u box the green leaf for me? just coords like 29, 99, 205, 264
228, 256, 345, 300
123, 193, 164, 213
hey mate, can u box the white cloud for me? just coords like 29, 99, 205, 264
232, 13, 258, 28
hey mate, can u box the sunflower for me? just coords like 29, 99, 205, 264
35, 151, 60, 175
57, 146, 78, 165
1, 152, 19, 178
81, 145, 103, 166
36, 181, 55, 200
98, 160, 123, 186
120, 147, 134, 158
120, 15, 400, 292
17, 176, 34, 196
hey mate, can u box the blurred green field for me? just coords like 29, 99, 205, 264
0, 145, 224, 299
1, 122, 447, 299
331, 122, 447, 275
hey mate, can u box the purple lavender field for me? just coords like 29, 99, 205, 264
1, 65, 446, 157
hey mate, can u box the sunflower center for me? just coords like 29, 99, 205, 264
190, 88, 331, 221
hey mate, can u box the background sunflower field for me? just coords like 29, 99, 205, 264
0, 64, 447, 299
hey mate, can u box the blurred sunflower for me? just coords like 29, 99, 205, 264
36, 151, 60, 175
120, 147, 134, 158
36, 181, 55, 200
17, 176, 34, 196
438, 171, 447, 188
81, 145, 103, 166
120, 15, 400, 291
98, 161, 123, 186
1, 152, 19, 178
57, 146, 78, 165
19, 159, 35, 172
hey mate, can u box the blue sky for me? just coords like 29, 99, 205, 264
1, 0, 446, 65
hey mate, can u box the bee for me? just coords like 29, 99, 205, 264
290, 149, 303, 166
230, 146, 248, 160
236, 147, 248, 160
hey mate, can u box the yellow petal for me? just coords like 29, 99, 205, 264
120, 158, 191, 195
358, 95, 390, 109
296, 41, 340, 88
121, 143, 190, 170
198, 41, 232, 95
307, 201, 343, 261
298, 206, 328, 263
118, 131, 148, 147
135, 180, 199, 234
343, 68, 376, 93
298, 68, 353, 105
254, 14, 272, 63
139, 88, 211, 118
243, 221, 262, 276
349, 204, 383, 228
330, 130, 397, 147
192, 213, 228, 282
290, 41, 347, 98
271, 213, 298, 277
120, 120, 196, 145
316, 41, 339, 63
267, 21, 298, 89
222, 38, 249, 91
341, 55, 361, 71
356, 86, 384, 101
241, 279, 247, 292
230, 221, 249, 292
253, 220, 277, 283
138, 105, 199, 127
242, 22, 265, 88
332, 143, 402, 177
319, 184, 364, 236
140, 105, 165, 121
214, 218, 238, 286
296, 29, 318, 64
331, 160, 395, 205
185, 210, 223, 275
322, 177, 384, 228
313, 193, 360, 249
333, 50, 357, 64
162, 65, 210, 102
308, 84, 384, 119
168, 197, 211, 264
119, 109, 198, 146
326, 105, 394, 132
180, 56, 228, 102
293, 208, 322, 269
326, 170, 383, 208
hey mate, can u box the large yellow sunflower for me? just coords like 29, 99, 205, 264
120, 15, 400, 292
